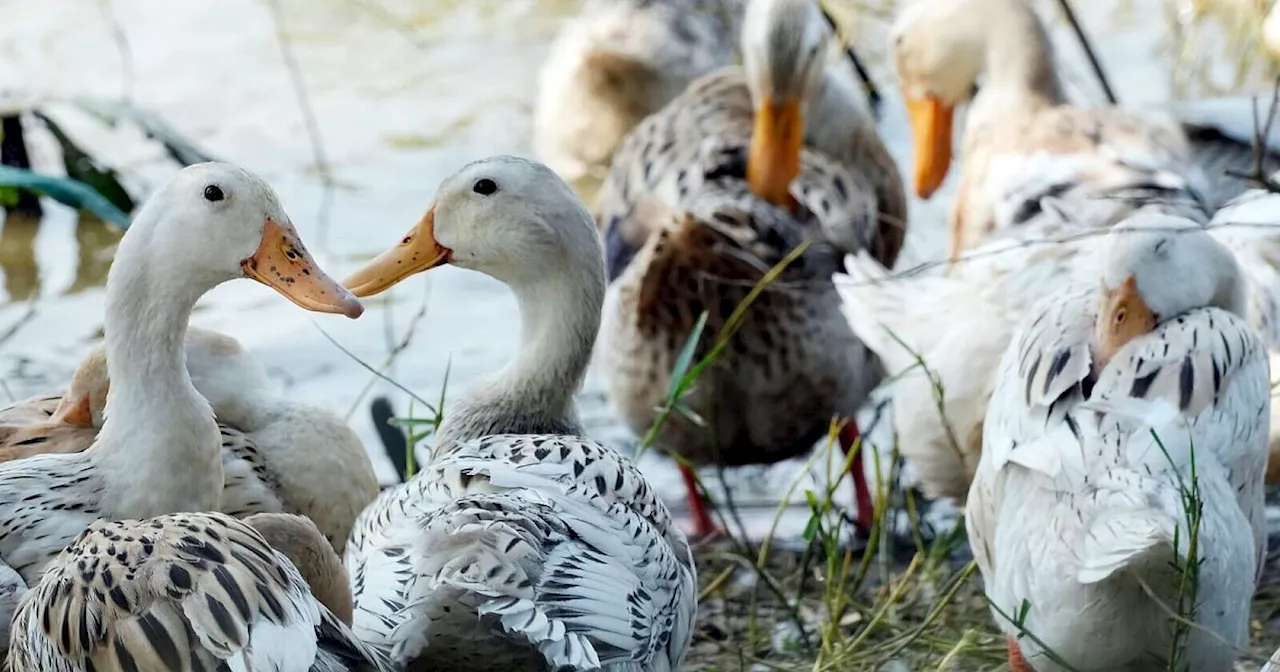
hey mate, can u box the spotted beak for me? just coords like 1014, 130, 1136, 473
904, 94, 954, 199
241, 218, 364, 319
1096, 275, 1157, 366
50, 392, 95, 428
343, 206, 453, 298
747, 95, 805, 208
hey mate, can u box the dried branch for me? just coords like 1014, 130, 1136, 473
1054, 0, 1118, 105
1224, 74, 1280, 194
263, 0, 336, 247
95, 0, 135, 103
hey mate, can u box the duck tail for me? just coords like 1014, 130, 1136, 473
369, 395, 409, 483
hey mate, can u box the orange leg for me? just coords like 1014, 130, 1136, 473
680, 464, 720, 538
1007, 637, 1031, 672
839, 422, 875, 537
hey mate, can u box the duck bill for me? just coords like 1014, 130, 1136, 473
241, 218, 365, 319
905, 94, 954, 199
343, 206, 453, 298
50, 393, 95, 428
747, 96, 804, 207
1095, 275, 1157, 366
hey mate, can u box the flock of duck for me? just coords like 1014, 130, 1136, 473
0, 0, 1279, 669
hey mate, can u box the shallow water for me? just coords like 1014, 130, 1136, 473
0, 0, 1276, 536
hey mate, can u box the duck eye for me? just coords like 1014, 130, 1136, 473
204, 185, 224, 202
473, 179, 498, 196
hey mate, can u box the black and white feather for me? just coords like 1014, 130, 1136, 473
346, 434, 695, 672
6, 511, 392, 671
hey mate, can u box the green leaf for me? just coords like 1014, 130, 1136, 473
0, 166, 130, 229
667, 310, 709, 400
802, 514, 820, 542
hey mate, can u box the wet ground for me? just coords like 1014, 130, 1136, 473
1, 0, 1278, 541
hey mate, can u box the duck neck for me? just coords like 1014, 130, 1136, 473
439, 264, 603, 447
976, 0, 1065, 107
91, 241, 224, 517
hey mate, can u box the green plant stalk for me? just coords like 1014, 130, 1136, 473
635, 239, 812, 458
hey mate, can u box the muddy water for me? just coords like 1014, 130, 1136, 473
0, 0, 1274, 536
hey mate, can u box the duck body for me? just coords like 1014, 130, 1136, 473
0, 327, 378, 555
596, 0, 904, 534
1204, 185, 1280, 483
341, 156, 696, 671
975, 302, 1263, 671
7, 512, 391, 671
0, 162, 363, 652
600, 167, 882, 468
966, 214, 1268, 671
347, 434, 694, 672
533, 0, 742, 184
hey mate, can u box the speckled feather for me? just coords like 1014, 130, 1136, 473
972, 295, 1270, 569
345, 433, 695, 672
966, 298, 1268, 669
595, 67, 896, 467
6, 511, 391, 671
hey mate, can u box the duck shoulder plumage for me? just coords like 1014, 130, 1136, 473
6, 511, 391, 671
346, 433, 694, 672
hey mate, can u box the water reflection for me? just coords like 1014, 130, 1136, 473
66, 216, 121, 296
0, 216, 40, 303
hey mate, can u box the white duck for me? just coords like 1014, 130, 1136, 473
967, 213, 1268, 672
836, 211, 1100, 501
0, 163, 362, 647
7, 512, 392, 671
9, 327, 381, 555
891, 0, 1212, 261
340, 156, 696, 671
839, 180, 1280, 503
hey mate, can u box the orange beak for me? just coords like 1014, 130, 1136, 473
50, 392, 95, 428
1095, 275, 1157, 366
241, 218, 364, 319
747, 95, 805, 208
905, 94, 955, 199
343, 206, 453, 298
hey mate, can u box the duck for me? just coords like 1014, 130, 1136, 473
836, 209, 1100, 502
592, 0, 905, 536
532, 0, 742, 186
0, 327, 380, 555
839, 177, 1280, 503
0, 162, 363, 647
339, 156, 695, 671
965, 213, 1267, 671
891, 0, 1212, 261
6, 511, 392, 671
